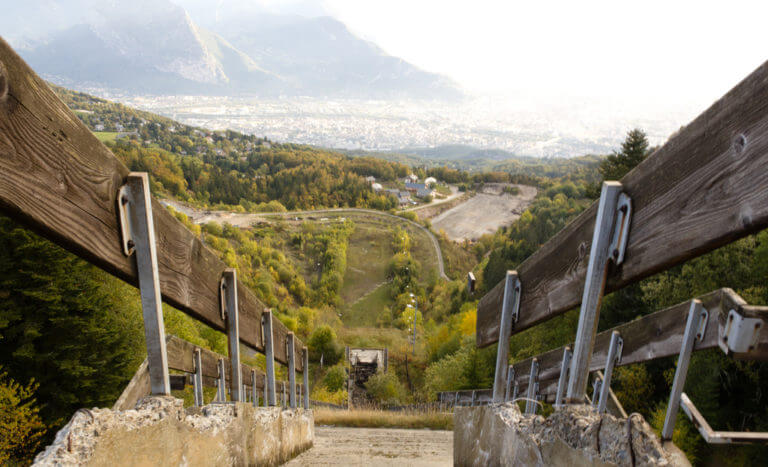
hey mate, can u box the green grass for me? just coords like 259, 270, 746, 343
340, 224, 392, 305
93, 131, 118, 143
343, 283, 392, 327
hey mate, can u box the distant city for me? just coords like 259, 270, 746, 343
111, 93, 696, 158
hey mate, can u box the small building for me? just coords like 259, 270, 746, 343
424, 177, 437, 187
405, 174, 418, 183
405, 182, 435, 199
365, 176, 376, 183
371, 182, 383, 191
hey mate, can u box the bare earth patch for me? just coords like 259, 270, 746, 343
285, 426, 452, 466
431, 184, 537, 241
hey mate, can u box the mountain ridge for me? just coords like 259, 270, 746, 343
4, 0, 462, 100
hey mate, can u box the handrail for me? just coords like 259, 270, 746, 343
115, 335, 309, 410
475, 56, 768, 347
0, 39, 303, 371
452, 289, 768, 406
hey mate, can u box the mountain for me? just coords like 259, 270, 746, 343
2, 0, 462, 100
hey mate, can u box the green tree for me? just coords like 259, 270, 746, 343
322, 364, 347, 392
308, 325, 342, 365
0, 217, 145, 436
599, 128, 650, 182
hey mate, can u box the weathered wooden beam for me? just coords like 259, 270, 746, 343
510, 289, 768, 396
0, 39, 302, 367
476, 58, 768, 347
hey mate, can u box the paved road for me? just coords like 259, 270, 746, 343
161, 201, 449, 280
285, 427, 452, 466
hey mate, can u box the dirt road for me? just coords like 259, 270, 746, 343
431, 184, 537, 241
286, 426, 452, 466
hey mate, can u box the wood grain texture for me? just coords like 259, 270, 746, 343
0, 39, 302, 367
477, 59, 768, 347
510, 289, 768, 398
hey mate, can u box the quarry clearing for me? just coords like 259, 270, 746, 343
430, 184, 537, 242
285, 426, 452, 466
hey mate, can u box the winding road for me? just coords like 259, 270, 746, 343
161, 201, 450, 280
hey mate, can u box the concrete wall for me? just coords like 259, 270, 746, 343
454, 404, 689, 467
33, 396, 313, 466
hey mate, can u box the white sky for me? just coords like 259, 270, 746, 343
256, 0, 768, 111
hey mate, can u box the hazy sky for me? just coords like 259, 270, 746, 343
247, 0, 767, 112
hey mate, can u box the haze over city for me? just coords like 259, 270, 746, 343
5, 0, 768, 156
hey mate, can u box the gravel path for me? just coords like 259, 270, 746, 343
431, 185, 537, 241
285, 427, 453, 466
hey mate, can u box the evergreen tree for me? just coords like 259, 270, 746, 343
600, 128, 650, 181
0, 217, 145, 435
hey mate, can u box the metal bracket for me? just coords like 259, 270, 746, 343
525, 358, 539, 414
219, 276, 228, 320
597, 331, 623, 413
117, 185, 135, 256
554, 346, 572, 408
662, 300, 708, 439
719, 309, 763, 354
493, 271, 522, 402
568, 182, 629, 401
116, 173, 170, 396
505, 366, 515, 402
680, 393, 768, 444
608, 192, 632, 265
591, 378, 602, 408
193, 348, 204, 407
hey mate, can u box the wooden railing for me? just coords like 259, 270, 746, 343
0, 38, 306, 407
475, 58, 768, 348
115, 335, 309, 410
459, 56, 768, 444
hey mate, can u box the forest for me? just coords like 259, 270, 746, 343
1, 84, 766, 466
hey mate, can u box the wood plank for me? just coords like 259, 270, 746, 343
113, 359, 150, 410
511, 289, 768, 396
477, 59, 768, 347
0, 39, 302, 367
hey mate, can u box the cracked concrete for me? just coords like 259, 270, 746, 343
454, 404, 689, 466
33, 396, 313, 466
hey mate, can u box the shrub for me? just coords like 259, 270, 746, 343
308, 325, 342, 365
0, 369, 45, 465
364, 370, 406, 405
322, 365, 347, 392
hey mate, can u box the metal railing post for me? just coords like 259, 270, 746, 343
193, 348, 204, 407
567, 182, 631, 401
493, 271, 521, 403
591, 378, 601, 408
251, 369, 257, 407
471, 390, 477, 406
597, 331, 623, 413
118, 173, 170, 395
282, 381, 287, 408
303, 347, 310, 409
287, 332, 297, 409
525, 358, 539, 414
554, 346, 572, 408
663, 300, 707, 439
504, 365, 515, 402
262, 310, 277, 406
216, 358, 227, 402
221, 269, 242, 402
